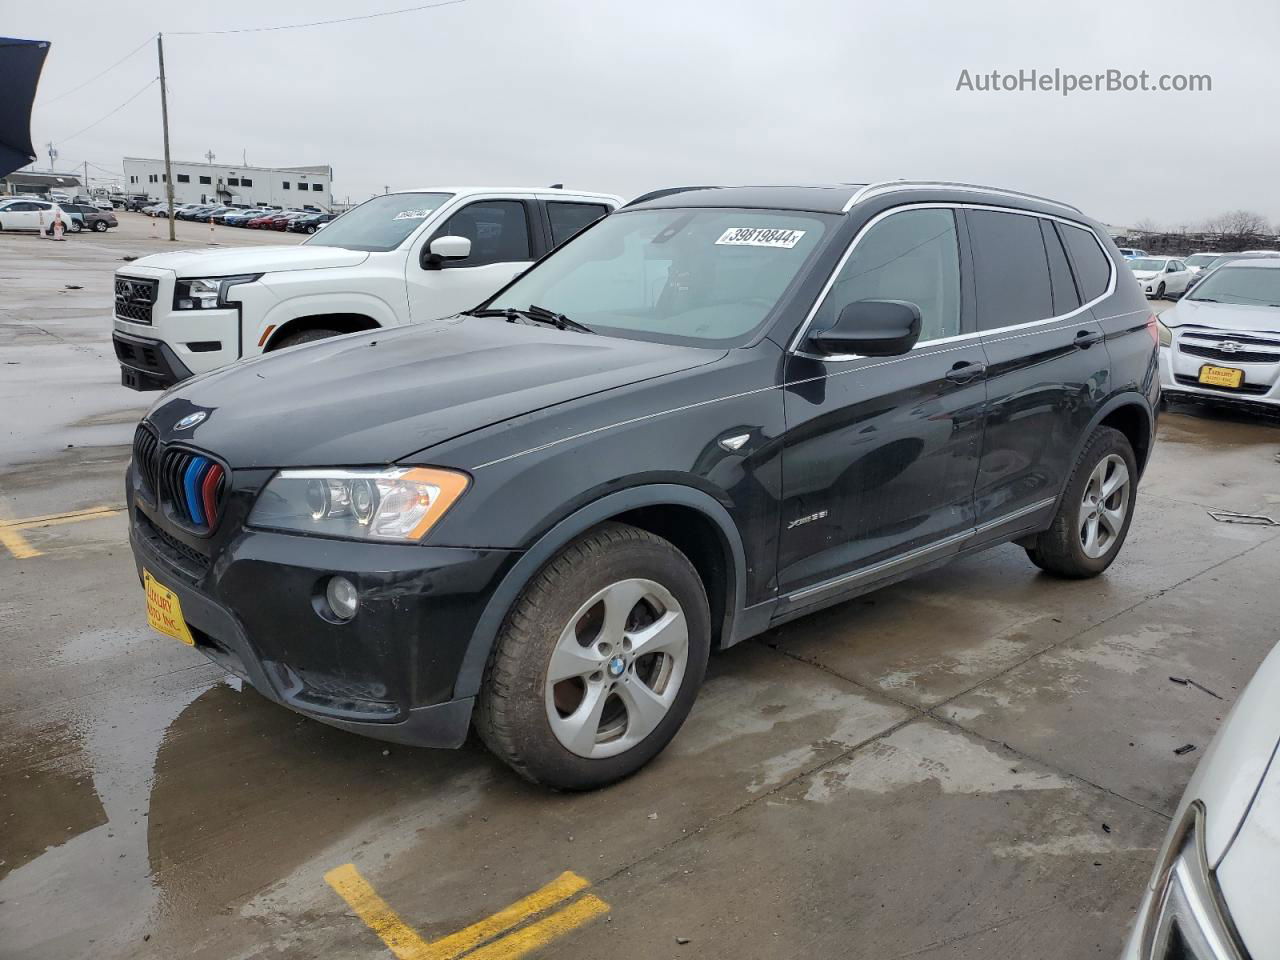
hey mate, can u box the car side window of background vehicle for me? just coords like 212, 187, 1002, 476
547, 200, 611, 245
429, 200, 533, 269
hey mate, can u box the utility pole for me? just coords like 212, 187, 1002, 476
157, 33, 176, 241
84, 161, 90, 197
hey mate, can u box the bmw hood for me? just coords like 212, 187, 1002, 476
1161, 298, 1280, 334
127, 243, 368, 277
145, 318, 725, 467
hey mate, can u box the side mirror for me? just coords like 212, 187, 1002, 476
423, 235, 471, 269
807, 300, 922, 357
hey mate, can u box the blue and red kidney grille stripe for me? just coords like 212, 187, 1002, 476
164, 451, 225, 529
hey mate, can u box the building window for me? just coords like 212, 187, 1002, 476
312, 183, 323, 191
227, 178, 240, 187
282, 182, 290, 189
177, 174, 190, 183
241, 178, 253, 187
130, 175, 137, 184
199, 175, 211, 185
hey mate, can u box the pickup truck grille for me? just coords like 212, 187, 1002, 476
115, 276, 158, 324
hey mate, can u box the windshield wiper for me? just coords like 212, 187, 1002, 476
525, 304, 595, 334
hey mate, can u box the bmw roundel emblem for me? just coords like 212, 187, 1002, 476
175, 411, 207, 430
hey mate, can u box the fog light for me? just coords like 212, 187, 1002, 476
326, 576, 358, 620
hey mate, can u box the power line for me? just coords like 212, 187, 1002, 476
168, 0, 467, 35
39, 34, 157, 106
60, 78, 158, 144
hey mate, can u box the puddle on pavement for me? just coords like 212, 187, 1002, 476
1158, 409, 1280, 447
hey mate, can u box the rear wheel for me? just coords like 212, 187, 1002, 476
93, 220, 108, 232
476, 522, 710, 790
1025, 426, 1137, 578
270, 327, 343, 350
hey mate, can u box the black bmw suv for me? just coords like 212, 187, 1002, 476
128, 181, 1159, 789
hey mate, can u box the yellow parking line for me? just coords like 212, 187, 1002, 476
325, 864, 432, 960
460, 895, 609, 960
0, 504, 125, 560
430, 871, 590, 959
325, 865, 605, 960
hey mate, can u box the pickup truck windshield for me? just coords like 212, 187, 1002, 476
488, 208, 828, 347
306, 191, 453, 252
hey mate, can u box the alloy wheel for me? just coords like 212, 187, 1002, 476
1079, 453, 1130, 559
544, 578, 689, 759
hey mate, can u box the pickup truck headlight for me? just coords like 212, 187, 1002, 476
173, 274, 260, 310
1138, 803, 1244, 960
248, 467, 469, 541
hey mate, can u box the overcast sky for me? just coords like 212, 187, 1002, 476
12, 0, 1279, 227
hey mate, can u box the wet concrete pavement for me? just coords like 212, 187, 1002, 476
2, 223, 1279, 959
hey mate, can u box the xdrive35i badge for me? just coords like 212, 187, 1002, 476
175, 411, 207, 430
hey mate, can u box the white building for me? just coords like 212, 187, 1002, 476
122, 158, 333, 210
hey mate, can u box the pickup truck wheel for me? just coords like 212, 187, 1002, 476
1025, 426, 1137, 579
476, 522, 710, 790
270, 327, 342, 350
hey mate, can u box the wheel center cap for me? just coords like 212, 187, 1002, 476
607, 656, 627, 678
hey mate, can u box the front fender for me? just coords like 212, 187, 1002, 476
255, 290, 402, 349
452, 483, 748, 701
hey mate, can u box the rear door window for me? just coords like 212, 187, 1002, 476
547, 201, 610, 246
1059, 224, 1113, 302
1041, 220, 1081, 315
967, 209, 1053, 331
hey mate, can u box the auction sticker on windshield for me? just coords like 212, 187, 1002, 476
144, 569, 194, 645
715, 227, 806, 248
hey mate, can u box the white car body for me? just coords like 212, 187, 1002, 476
0, 198, 71, 233
1129, 257, 1194, 298
1157, 259, 1280, 410
1183, 252, 1223, 275
112, 186, 621, 389
1122, 639, 1280, 959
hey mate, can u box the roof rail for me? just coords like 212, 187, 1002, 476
623, 185, 721, 208
843, 180, 1082, 215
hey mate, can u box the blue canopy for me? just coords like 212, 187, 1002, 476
0, 38, 50, 178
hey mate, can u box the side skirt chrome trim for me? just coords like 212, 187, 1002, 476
783, 496, 1058, 605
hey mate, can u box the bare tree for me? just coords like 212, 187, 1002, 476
1134, 218, 1161, 234
1203, 209, 1270, 247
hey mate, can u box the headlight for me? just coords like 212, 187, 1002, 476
248, 467, 469, 541
173, 274, 259, 310
1158, 319, 1173, 347
1138, 804, 1244, 960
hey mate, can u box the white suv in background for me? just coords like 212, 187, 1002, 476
0, 197, 71, 234
112, 186, 621, 390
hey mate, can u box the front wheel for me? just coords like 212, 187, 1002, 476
1025, 426, 1138, 578
1156, 281, 1166, 299
476, 522, 710, 790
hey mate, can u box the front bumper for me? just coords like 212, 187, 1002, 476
113, 330, 193, 390
128, 476, 520, 746
1159, 336, 1280, 409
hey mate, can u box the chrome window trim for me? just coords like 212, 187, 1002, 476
789, 202, 1118, 362
842, 180, 1082, 214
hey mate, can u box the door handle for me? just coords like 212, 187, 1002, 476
1074, 329, 1103, 349
945, 361, 986, 384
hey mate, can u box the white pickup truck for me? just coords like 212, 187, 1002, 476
112, 186, 620, 390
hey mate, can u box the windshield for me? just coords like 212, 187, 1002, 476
1186, 266, 1280, 306
305, 191, 452, 252
487, 208, 828, 346
1128, 258, 1167, 271
1185, 254, 1219, 268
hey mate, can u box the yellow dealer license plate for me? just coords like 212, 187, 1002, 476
1199, 364, 1245, 389
144, 569, 194, 645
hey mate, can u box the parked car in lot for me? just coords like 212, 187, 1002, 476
1118, 247, 1148, 259
217, 208, 271, 226
1158, 258, 1280, 410
124, 181, 1158, 789
64, 202, 118, 232
287, 212, 335, 234
1185, 251, 1280, 294
112, 186, 621, 389
0, 197, 71, 233
92, 198, 115, 211
1184, 252, 1224, 274
1121, 639, 1280, 960
1129, 256, 1194, 299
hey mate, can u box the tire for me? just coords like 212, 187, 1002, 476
475, 522, 711, 790
93, 220, 108, 232
1156, 282, 1166, 299
1025, 426, 1138, 579
270, 327, 343, 350
306, 225, 317, 234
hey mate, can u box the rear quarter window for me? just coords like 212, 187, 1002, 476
1059, 224, 1113, 302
